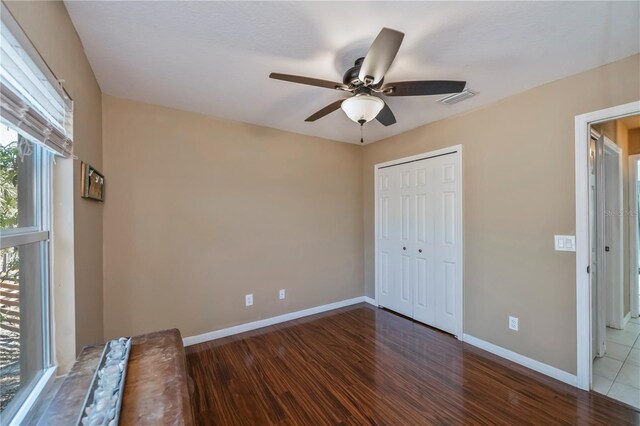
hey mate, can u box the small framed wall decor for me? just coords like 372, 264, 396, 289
81, 161, 105, 201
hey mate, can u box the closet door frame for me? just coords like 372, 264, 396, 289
374, 145, 464, 340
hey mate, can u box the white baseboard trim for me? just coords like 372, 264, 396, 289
623, 312, 631, 328
462, 334, 577, 387
183, 296, 366, 346
364, 296, 377, 306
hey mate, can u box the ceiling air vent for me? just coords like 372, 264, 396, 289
437, 89, 477, 105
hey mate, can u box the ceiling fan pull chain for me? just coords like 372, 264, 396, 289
360, 123, 364, 144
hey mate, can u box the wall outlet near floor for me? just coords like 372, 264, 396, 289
509, 316, 519, 331
245, 294, 253, 306
279, 289, 286, 300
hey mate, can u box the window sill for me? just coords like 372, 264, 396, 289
7, 365, 57, 426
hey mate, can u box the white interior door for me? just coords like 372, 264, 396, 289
603, 139, 624, 329
412, 154, 460, 335
377, 164, 412, 317
396, 164, 415, 317
413, 161, 435, 327
431, 154, 460, 334
377, 166, 396, 313
376, 150, 461, 336
591, 134, 605, 358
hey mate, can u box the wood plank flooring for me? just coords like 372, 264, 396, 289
186, 304, 640, 425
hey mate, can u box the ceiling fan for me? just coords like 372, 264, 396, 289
269, 27, 466, 141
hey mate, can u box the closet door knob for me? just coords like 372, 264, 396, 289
402, 247, 406, 251
418, 249, 422, 253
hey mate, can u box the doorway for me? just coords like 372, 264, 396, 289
590, 132, 625, 360
374, 146, 463, 339
577, 107, 640, 407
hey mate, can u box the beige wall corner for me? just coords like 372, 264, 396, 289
362, 54, 640, 375
101, 95, 364, 339
4, 1, 104, 359
630, 128, 640, 155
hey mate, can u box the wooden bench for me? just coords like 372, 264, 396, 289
39, 329, 194, 425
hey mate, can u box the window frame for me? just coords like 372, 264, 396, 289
0, 140, 55, 424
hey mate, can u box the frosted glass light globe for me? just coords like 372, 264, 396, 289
341, 94, 385, 123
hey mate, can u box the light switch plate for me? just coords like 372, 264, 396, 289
554, 235, 576, 252
245, 294, 253, 306
279, 289, 285, 300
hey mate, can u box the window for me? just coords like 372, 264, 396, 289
0, 128, 52, 422
0, 3, 72, 423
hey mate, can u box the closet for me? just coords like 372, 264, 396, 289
376, 148, 462, 336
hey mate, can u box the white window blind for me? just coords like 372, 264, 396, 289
0, 3, 73, 157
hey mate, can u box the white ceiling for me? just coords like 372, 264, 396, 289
64, 1, 640, 144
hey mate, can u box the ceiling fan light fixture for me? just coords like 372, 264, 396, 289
269, 28, 465, 128
341, 94, 385, 124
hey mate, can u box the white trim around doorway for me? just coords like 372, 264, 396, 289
374, 145, 464, 340
575, 100, 640, 391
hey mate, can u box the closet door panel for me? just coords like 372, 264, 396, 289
433, 156, 459, 335
377, 169, 398, 310
413, 169, 435, 325
394, 165, 414, 317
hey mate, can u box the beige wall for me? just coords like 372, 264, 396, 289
630, 128, 640, 155
592, 121, 617, 141
101, 96, 363, 339
5, 1, 104, 362
362, 54, 640, 374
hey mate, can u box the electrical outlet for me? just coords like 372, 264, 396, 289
245, 294, 253, 306
279, 289, 285, 300
509, 316, 519, 331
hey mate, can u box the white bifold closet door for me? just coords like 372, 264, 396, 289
377, 153, 459, 335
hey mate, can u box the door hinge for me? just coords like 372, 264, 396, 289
587, 265, 590, 274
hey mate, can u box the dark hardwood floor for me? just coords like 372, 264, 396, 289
186, 304, 639, 425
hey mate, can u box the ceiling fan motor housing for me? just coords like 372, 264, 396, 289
343, 57, 383, 88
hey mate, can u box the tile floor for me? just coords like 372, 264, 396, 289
592, 316, 640, 409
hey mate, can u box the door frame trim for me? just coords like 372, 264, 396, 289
374, 145, 464, 340
575, 100, 640, 391
630, 154, 640, 319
